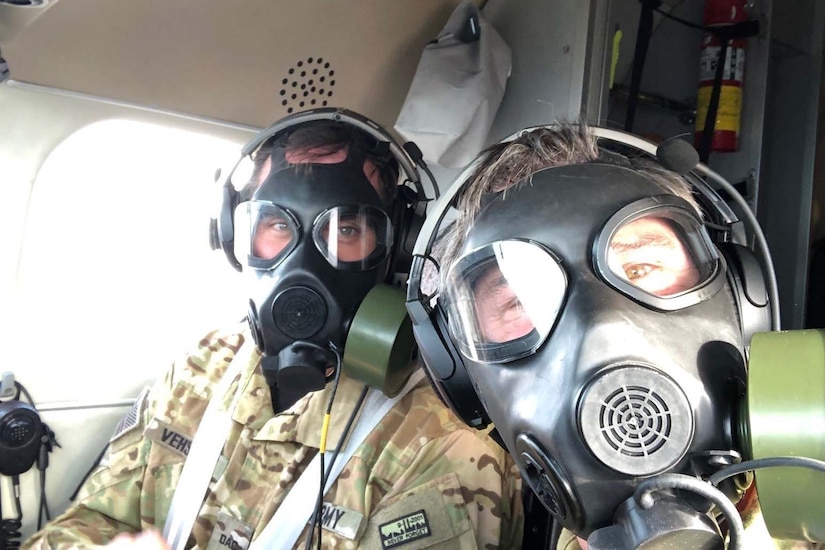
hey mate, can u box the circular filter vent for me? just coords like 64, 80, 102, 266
579, 365, 693, 476
272, 286, 327, 340
279, 57, 337, 114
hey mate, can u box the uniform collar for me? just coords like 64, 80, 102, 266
251, 371, 368, 449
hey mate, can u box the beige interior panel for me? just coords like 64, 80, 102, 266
3, 0, 478, 129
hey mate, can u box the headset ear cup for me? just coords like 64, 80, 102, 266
216, 182, 242, 272
410, 302, 491, 429
393, 209, 425, 275
389, 186, 425, 276
717, 242, 772, 345
0, 400, 43, 476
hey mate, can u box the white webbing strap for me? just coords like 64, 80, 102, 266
249, 369, 425, 550
163, 358, 247, 550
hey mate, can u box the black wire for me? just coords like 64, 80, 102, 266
708, 456, 825, 486
305, 376, 369, 549
321, 386, 369, 490
69, 444, 108, 501
419, 161, 440, 200
0, 477, 23, 549
304, 345, 346, 550
14, 382, 35, 407
38, 469, 51, 529
14, 381, 56, 532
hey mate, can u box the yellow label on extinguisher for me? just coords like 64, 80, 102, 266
695, 85, 742, 133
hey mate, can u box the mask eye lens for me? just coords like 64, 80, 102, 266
255, 213, 295, 260
319, 215, 376, 261
236, 202, 299, 270
472, 265, 535, 344
444, 240, 566, 364
313, 206, 392, 270
606, 215, 702, 298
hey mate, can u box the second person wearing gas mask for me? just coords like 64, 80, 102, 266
406, 123, 815, 549
23, 109, 524, 550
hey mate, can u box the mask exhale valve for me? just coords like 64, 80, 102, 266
262, 342, 334, 413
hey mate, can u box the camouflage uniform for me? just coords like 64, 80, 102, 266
24, 324, 524, 549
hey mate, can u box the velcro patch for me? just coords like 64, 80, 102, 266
205, 511, 254, 550
110, 386, 150, 444
144, 418, 194, 458
315, 502, 366, 540
361, 473, 470, 550
379, 510, 431, 549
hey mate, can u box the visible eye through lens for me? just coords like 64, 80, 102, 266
321, 215, 377, 261
312, 206, 391, 269
607, 216, 701, 297
444, 240, 566, 364
253, 214, 294, 260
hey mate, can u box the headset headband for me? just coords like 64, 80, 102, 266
212, 107, 439, 274
235, 107, 425, 198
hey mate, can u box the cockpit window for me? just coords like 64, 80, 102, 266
6, 119, 247, 398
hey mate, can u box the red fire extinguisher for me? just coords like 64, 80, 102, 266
695, 0, 748, 153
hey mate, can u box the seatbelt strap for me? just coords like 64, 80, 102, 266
249, 369, 425, 550
162, 355, 248, 550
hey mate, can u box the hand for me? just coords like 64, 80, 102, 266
104, 529, 171, 549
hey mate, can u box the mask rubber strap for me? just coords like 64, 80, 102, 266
249, 368, 425, 549
162, 346, 253, 550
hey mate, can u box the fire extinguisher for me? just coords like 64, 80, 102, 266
695, 0, 748, 153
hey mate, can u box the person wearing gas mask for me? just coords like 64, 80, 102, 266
23, 109, 524, 550
406, 123, 825, 550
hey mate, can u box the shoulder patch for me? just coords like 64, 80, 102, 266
379, 510, 431, 549
110, 386, 150, 445
361, 473, 471, 550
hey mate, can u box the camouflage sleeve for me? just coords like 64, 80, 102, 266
22, 326, 239, 549
22, 380, 161, 549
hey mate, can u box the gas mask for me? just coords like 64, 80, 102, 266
443, 163, 748, 538
406, 127, 825, 548
236, 148, 392, 412
210, 108, 435, 412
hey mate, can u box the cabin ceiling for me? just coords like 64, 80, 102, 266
1, 0, 477, 130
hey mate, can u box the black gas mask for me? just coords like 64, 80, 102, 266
443, 163, 748, 537
238, 149, 393, 411
210, 108, 435, 412
406, 128, 825, 549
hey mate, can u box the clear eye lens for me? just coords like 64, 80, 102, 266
313, 206, 392, 270
595, 198, 724, 310
235, 202, 299, 270
606, 213, 713, 298
445, 240, 566, 364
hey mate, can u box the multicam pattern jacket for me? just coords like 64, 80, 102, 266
24, 325, 524, 549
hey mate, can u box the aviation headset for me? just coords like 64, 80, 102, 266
0, 382, 43, 477
405, 125, 779, 429
209, 107, 432, 277
209, 107, 439, 395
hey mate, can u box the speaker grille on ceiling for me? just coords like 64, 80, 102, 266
578, 365, 694, 477
279, 57, 337, 114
